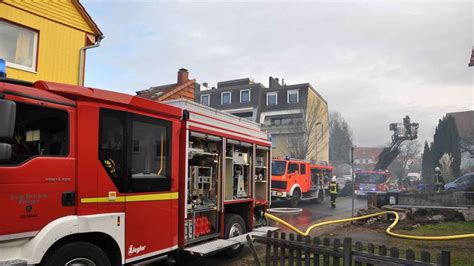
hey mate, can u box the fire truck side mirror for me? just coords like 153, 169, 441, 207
0, 99, 16, 140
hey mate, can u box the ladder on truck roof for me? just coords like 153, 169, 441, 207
183, 226, 279, 256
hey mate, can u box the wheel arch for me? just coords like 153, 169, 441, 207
17, 213, 125, 264
41, 232, 122, 266
289, 184, 301, 197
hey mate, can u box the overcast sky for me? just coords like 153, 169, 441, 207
82, 0, 473, 147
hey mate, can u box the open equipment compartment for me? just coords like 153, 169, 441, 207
186, 132, 221, 243
254, 145, 270, 203
225, 139, 253, 201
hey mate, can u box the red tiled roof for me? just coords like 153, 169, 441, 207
353, 147, 384, 161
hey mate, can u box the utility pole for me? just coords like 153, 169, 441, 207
351, 146, 355, 217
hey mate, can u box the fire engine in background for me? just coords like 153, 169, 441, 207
271, 158, 333, 207
0, 76, 277, 265
354, 116, 419, 196
354, 170, 391, 196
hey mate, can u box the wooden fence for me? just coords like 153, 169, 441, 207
252, 231, 450, 266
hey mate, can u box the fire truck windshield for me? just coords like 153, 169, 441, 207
356, 173, 386, 184
0, 102, 68, 165
272, 161, 286, 176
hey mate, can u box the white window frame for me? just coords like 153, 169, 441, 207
0, 20, 38, 73
266, 92, 278, 106
200, 94, 210, 106
287, 89, 299, 104
221, 91, 231, 105
240, 89, 251, 103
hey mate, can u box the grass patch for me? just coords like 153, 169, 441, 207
406, 221, 474, 236
395, 222, 474, 265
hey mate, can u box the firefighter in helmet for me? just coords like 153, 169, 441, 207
329, 176, 339, 208
434, 167, 445, 192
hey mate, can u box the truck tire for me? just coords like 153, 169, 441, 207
42, 241, 111, 266
224, 214, 246, 258
290, 189, 301, 207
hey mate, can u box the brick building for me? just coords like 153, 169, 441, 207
136, 68, 196, 102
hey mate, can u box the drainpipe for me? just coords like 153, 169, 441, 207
78, 35, 104, 86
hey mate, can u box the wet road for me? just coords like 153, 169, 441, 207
170, 196, 366, 266
268, 195, 366, 232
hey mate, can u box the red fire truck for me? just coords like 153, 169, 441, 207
271, 158, 332, 207
0, 78, 276, 265
354, 170, 391, 196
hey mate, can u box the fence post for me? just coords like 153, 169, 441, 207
406, 249, 415, 261
265, 231, 271, 266
280, 232, 286, 266
366, 243, 375, 266
379, 245, 387, 256
354, 242, 363, 266
333, 238, 341, 266
343, 238, 352, 266
390, 247, 399, 259
296, 234, 303, 266
420, 251, 431, 263
440, 251, 451, 266
304, 236, 311, 266
313, 237, 321, 266
272, 231, 279, 266
289, 233, 295, 266
323, 238, 330, 266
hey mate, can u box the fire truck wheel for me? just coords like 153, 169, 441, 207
224, 214, 246, 258
290, 189, 301, 207
42, 241, 111, 266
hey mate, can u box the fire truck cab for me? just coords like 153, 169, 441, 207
0, 78, 276, 265
271, 159, 330, 207
354, 170, 391, 196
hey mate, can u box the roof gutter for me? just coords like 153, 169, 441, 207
78, 35, 104, 86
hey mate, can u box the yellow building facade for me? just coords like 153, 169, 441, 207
270, 91, 330, 163
0, 0, 102, 85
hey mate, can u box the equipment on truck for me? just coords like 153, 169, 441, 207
373, 115, 419, 171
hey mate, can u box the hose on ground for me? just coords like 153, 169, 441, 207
264, 211, 474, 241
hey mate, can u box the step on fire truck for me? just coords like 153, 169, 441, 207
271, 158, 333, 207
0, 77, 277, 265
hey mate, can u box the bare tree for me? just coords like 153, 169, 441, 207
329, 111, 353, 166
388, 140, 422, 180
288, 99, 329, 162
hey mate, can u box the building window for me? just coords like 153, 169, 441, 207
0, 20, 38, 72
266, 92, 277, 106
221, 92, 231, 105
271, 137, 276, 148
240, 89, 250, 103
287, 89, 299, 104
234, 111, 253, 121
287, 135, 299, 148
201, 94, 210, 106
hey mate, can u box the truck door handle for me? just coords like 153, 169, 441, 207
62, 191, 76, 206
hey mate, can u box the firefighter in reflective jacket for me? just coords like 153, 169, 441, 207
329, 176, 339, 208
434, 167, 445, 192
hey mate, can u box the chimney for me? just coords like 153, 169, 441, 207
177, 68, 189, 85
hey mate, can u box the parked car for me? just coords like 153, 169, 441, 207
444, 172, 474, 192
